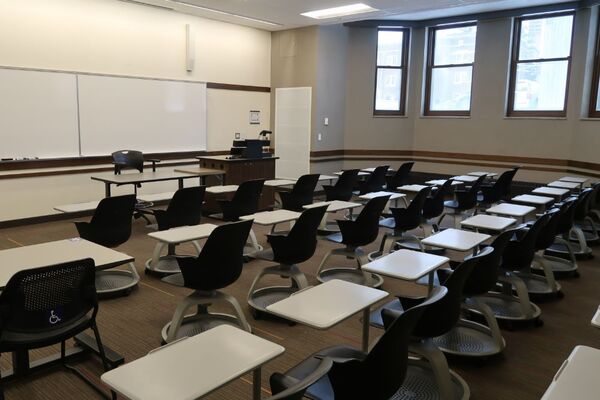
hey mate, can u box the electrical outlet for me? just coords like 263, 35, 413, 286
317, 133, 322, 141
324, 117, 329, 126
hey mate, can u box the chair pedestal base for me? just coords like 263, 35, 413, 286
468, 293, 541, 322
95, 262, 139, 297
546, 229, 593, 260
394, 340, 470, 400
317, 247, 384, 288
247, 264, 309, 319
162, 290, 251, 343
145, 242, 202, 275
534, 254, 578, 278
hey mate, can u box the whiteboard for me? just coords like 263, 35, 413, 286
78, 75, 207, 156
275, 87, 312, 179
0, 69, 80, 158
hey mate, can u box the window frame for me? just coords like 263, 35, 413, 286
507, 11, 576, 118
373, 27, 410, 116
589, 15, 600, 118
424, 22, 477, 117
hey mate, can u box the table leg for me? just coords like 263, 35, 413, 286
427, 271, 435, 296
178, 178, 184, 190
105, 183, 111, 198
362, 308, 370, 353
150, 242, 167, 267
252, 367, 262, 400
12, 350, 30, 377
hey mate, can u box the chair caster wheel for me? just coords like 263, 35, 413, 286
535, 318, 544, 327
243, 256, 252, 263
574, 271, 581, 278
251, 308, 262, 320
503, 321, 515, 331
557, 291, 565, 299
287, 320, 297, 327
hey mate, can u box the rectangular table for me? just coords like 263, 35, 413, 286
54, 200, 100, 213
102, 325, 284, 400
421, 228, 491, 253
318, 174, 338, 185
468, 171, 498, 178
267, 279, 388, 352
452, 175, 480, 183
541, 345, 600, 400
548, 180, 580, 190
559, 176, 588, 185
241, 209, 301, 226
359, 191, 407, 208
398, 184, 430, 193
206, 185, 239, 194
92, 171, 210, 197
334, 170, 370, 177
363, 249, 449, 293
460, 214, 517, 232
173, 167, 226, 185
265, 179, 297, 187
147, 224, 218, 270
486, 203, 536, 223
0, 238, 131, 378
361, 167, 395, 173
511, 194, 555, 210
533, 186, 570, 199
426, 179, 463, 187
303, 200, 362, 230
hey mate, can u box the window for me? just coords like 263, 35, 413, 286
589, 17, 600, 117
508, 12, 574, 117
374, 28, 410, 115
424, 23, 477, 116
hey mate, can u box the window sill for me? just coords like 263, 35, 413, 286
503, 116, 567, 120
579, 117, 600, 121
372, 114, 409, 119
419, 115, 471, 119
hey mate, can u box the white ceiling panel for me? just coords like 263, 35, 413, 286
123, 0, 578, 30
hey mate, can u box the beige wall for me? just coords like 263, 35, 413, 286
338, 8, 600, 181
344, 27, 415, 151
0, 0, 271, 221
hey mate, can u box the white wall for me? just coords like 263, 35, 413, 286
0, 0, 271, 222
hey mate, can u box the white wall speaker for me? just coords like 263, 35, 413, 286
185, 24, 195, 72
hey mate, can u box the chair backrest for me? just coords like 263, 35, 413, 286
82, 194, 136, 247
555, 198, 578, 234
502, 213, 551, 271
457, 175, 486, 209
388, 162, 414, 189
112, 150, 144, 174
0, 259, 97, 335
501, 167, 519, 197
159, 186, 206, 230
282, 174, 320, 210
411, 252, 484, 338
423, 180, 453, 219
574, 188, 594, 221
268, 358, 334, 400
462, 234, 512, 296
391, 187, 431, 231
341, 196, 389, 246
534, 208, 562, 250
361, 166, 389, 193
231, 179, 265, 215
328, 170, 360, 201
327, 286, 448, 400
178, 220, 253, 290
271, 206, 328, 264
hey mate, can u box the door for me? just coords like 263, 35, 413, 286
274, 87, 312, 179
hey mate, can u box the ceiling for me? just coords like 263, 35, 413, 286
127, 0, 578, 30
